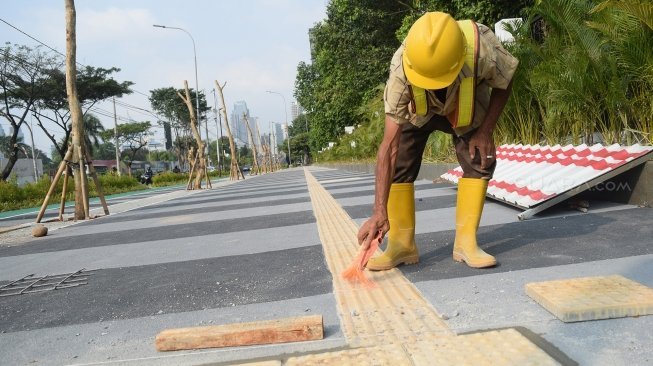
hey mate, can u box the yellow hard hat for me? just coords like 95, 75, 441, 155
402, 12, 466, 90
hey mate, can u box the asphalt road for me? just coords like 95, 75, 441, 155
0, 167, 651, 365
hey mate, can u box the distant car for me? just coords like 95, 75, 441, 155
207, 166, 216, 172
241, 165, 251, 172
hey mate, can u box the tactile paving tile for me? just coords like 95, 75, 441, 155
303, 169, 453, 347
404, 328, 561, 366
233, 361, 282, 366
525, 275, 653, 322
285, 328, 560, 366
301, 168, 566, 365
285, 343, 411, 366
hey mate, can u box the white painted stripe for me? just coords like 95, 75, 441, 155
53, 201, 315, 237
0, 223, 320, 281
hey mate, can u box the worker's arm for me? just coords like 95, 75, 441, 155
356, 115, 402, 250
468, 79, 513, 169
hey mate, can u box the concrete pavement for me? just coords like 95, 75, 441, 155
0, 167, 651, 365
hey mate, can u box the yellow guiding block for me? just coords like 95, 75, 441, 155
286, 328, 561, 366
526, 275, 653, 322
300, 168, 564, 365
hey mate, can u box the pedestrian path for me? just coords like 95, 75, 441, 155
0, 167, 651, 365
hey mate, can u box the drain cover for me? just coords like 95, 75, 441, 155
0, 269, 93, 297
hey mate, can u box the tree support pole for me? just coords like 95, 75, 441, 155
58, 166, 70, 221
37, 145, 73, 223
84, 147, 109, 215
77, 145, 90, 220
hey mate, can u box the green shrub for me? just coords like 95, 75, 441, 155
152, 171, 188, 187
0, 173, 146, 212
0, 180, 24, 212
94, 175, 145, 195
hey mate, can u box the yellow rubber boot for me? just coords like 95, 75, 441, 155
367, 183, 419, 271
452, 178, 497, 268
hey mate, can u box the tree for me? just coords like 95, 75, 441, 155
149, 150, 176, 162
101, 121, 151, 175
177, 81, 208, 189
93, 140, 118, 160
214, 80, 244, 180
32, 65, 132, 160
0, 44, 59, 180
294, 0, 407, 152
83, 113, 105, 156
395, 0, 534, 40
288, 114, 311, 164
0, 135, 28, 160
149, 86, 209, 169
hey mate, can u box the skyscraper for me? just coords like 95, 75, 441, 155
291, 101, 304, 122
231, 101, 250, 146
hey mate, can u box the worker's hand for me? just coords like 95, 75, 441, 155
357, 214, 389, 251
468, 128, 496, 170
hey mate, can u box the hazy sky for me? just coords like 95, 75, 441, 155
1, 0, 327, 154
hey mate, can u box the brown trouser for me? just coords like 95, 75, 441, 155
393, 114, 496, 183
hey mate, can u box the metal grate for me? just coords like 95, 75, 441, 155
0, 269, 93, 297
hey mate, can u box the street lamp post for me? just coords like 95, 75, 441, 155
152, 24, 207, 153
266, 90, 290, 167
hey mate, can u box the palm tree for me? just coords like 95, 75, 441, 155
83, 113, 105, 156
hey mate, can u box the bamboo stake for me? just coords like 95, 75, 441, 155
58, 166, 69, 221
36, 145, 73, 223
84, 147, 109, 215
243, 114, 260, 175
214, 80, 243, 180
186, 151, 199, 190
77, 145, 89, 220
177, 81, 207, 189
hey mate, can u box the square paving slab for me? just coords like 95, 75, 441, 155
525, 275, 653, 322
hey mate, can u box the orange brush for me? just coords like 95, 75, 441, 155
341, 231, 383, 288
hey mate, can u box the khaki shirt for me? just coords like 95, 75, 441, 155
384, 23, 519, 136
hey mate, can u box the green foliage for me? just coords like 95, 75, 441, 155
101, 121, 152, 166
308, 0, 651, 164
500, 0, 653, 145
1, 44, 59, 180
294, 0, 406, 151
93, 141, 118, 160
151, 171, 187, 187
33, 64, 132, 159
395, 0, 534, 40
149, 87, 209, 130
0, 174, 145, 212
96, 174, 144, 194
148, 150, 177, 162
83, 113, 105, 156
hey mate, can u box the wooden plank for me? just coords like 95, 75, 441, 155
155, 314, 323, 352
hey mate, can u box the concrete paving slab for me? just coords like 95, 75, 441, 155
1, 166, 651, 365
0, 223, 320, 281
49, 201, 314, 237
525, 275, 653, 322
415, 254, 653, 365
0, 211, 315, 256
0, 294, 344, 366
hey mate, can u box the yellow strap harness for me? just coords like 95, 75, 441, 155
410, 20, 479, 128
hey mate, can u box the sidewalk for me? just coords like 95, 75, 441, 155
0, 167, 651, 365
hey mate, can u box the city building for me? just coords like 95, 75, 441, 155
231, 101, 250, 145
291, 101, 304, 122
